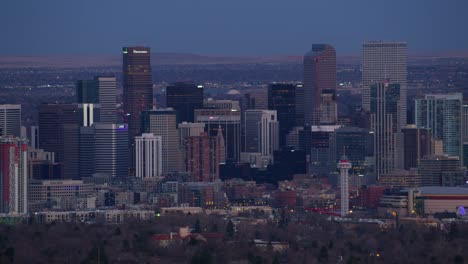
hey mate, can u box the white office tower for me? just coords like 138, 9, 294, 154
135, 133, 162, 179
362, 41, 407, 128
337, 156, 352, 217
0, 105, 21, 137
243, 110, 279, 164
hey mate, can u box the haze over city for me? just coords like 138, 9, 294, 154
1, 1, 468, 264
1, 0, 468, 56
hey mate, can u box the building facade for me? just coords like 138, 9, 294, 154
123, 47, 153, 173
303, 44, 336, 125
268, 83, 297, 147
0, 105, 21, 138
94, 123, 128, 178
0, 137, 28, 214
415, 93, 463, 159
185, 133, 220, 182
195, 108, 241, 163
166, 82, 204, 123
370, 82, 401, 178
243, 110, 279, 163
135, 133, 162, 179
141, 109, 179, 174
362, 41, 407, 128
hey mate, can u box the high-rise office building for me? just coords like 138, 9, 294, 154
76, 79, 98, 104
76, 76, 116, 124
39, 103, 99, 179
178, 122, 206, 146
195, 108, 241, 163
335, 126, 374, 176
123, 47, 153, 172
0, 137, 28, 214
135, 133, 162, 179
94, 123, 128, 178
166, 82, 203, 123
401, 125, 432, 170
0, 105, 21, 138
463, 104, 468, 167
243, 110, 279, 162
295, 83, 304, 126
303, 44, 336, 125
141, 109, 179, 174
185, 133, 220, 182
38, 104, 80, 179
268, 83, 297, 147
370, 82, 401, 178
79, 126, 95, 179
415, 93, 463, 159
320, 89, 337, 124
309, 125, 341, 177
179, 122, 206, 169
96, 76, 117, 124
30, 126, 39, 149
362, 41, 407, 127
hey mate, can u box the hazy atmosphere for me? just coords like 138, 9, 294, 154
1, 0, 468, 55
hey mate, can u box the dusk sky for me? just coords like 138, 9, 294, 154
1, 0, 467, 56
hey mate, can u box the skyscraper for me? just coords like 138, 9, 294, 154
76, 79, 99, 104
76, 76, 116, 124
303, 44, 336, 125
39, 103, 99, 179
141, 109, 179, 174
335, 126, 374, 176
94, 123, 128, 178
370, 82, 401, 178
362, 41, 407, 127
166, 82, 203, 123
123, 47, 153, 172
415, 93, 463, 159
0, 137, 28, 214
401, 125, 432, 170
243, 110, 279, 162
96, 76, 117, 124
268, 83, 297, 147
320, 89, 337, 124
135, 133, 162, 179
38, 104, 80, 179
195, 108, 241, 163
0, 105, 21, 138
185, 133, 220, 182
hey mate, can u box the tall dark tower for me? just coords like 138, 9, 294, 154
268, 83, 297, 148
166, 82, 203, 123
303, 44, 336, 125
123, 47, 153, 174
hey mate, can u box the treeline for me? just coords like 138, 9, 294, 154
1, 212, 468, 263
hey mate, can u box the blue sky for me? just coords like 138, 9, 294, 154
1, 0, 467, 55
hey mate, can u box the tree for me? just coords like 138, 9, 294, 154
194, 219, 201, 233
318, 246, 328, 262
226, 220, 235, 239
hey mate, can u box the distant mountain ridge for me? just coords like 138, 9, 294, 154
1, 51, 467, 68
